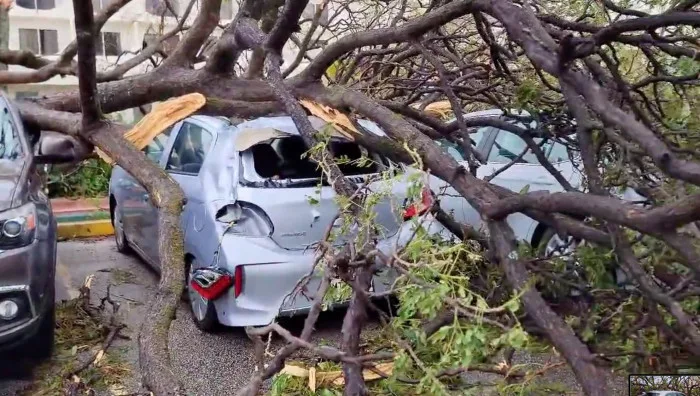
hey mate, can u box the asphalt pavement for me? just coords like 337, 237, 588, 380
0, 240, 351, 396
1, 239, 626, 395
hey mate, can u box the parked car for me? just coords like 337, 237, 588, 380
110, 110, 641, 331
0, 92, 74, 357
109, 115, 451, 330
640, 391, 687, 396
431, 109, 645, 257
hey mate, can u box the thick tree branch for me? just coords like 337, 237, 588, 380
162, 0, 221, 67
72, 0, 102, 126
299, 83, 610, 395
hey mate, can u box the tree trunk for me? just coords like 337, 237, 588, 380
340, 267, 372, 396
0, 3, 10, 93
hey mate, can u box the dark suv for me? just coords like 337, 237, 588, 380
0, 92, 73, 358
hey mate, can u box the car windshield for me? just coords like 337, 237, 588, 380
243, 135, 383, 186
0, 99, 23, 161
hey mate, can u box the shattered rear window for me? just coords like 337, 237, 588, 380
248, 135, 380, 181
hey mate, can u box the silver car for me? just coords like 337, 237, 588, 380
433, 109, 645, 255
109, 111, 639, 330
109, 115, 451, 330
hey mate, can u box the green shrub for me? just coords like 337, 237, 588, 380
47, 158, 111, 198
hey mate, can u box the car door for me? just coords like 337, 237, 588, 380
476, 128, 573, 193
475, 126, 575, 241
161, 120, 216, 262
125, 124, 177, 267
432, 126, 491, 226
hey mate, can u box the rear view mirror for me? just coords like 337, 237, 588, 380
34, 132, 80, 164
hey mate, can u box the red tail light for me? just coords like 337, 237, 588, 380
190, 266, 243, 300
190, 268, 233, 301
403, 187, 435, 220
234, 265, 243, 298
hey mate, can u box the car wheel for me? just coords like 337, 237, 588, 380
187, 260, 219, 332
537, 228, 594, 297
537, 228, 578, 258
113, 204, 131, 254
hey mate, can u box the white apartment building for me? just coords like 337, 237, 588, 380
4, 0, 328, 123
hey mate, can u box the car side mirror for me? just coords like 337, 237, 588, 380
34, 132, 80, 164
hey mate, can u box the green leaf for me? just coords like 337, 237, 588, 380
307, 196, 319, 206
519, 184, 531, 194
506, 327, 528, 349
326, 60, 341, 79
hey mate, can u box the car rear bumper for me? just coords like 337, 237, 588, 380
0, 239, 55, 351
208, 214, 455, 327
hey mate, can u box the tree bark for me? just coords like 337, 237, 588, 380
0, 4, 8, 73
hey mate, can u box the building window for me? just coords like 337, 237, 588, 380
18, 29, 58, 55
146, 0, 178, 17
16, 0, 55, 10
142, 33, 179, 55
220, 0, 232, 20
95, 32, 121, 56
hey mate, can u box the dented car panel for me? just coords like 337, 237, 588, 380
109, 114, 443, 328
212, 213, 452, 327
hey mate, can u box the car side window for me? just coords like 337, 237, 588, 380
165, 122, 213, 175
0, 98, 23, 161
435, 126, 491, 162
487, 130, 549, 164
436, 139, 465, 162
547, 140, 569, 163
142, 125, 173, 164
469, 126, 489, 147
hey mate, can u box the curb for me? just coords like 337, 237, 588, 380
52, 197, 114, 239
57, 219, 114, 240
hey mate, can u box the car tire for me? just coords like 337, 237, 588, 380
113, 204, 131, 254
536, 228, 578, 257
187, 259, 219, 333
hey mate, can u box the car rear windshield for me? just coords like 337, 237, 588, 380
246, 135, 382, 184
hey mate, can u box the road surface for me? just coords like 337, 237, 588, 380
0, 240, 354, 395
1, 239, 626, 395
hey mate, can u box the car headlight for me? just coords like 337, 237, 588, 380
0, 203, 36, 249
